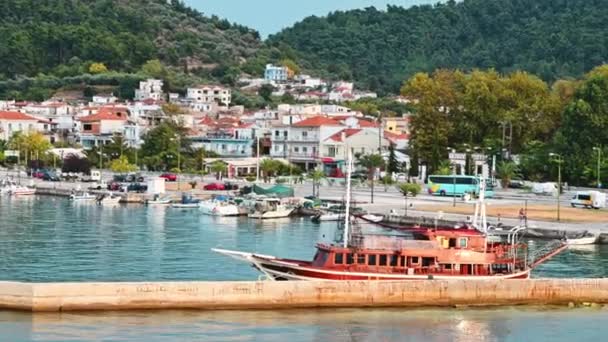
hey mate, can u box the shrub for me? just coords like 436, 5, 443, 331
398, 183, 422, 197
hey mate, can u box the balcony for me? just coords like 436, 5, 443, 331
287, 136, 319, 142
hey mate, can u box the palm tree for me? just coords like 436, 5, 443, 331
260, 159, 280, 183
358, 153, 385, 204
496, 161, 519, 189
308, 169, 326, 197
210, 161, 227, 180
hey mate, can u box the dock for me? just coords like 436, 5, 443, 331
0, 279, 606, 312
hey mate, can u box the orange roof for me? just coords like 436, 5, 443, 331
198, 116, 215, 125
357, 119, 379, 128
293, 116, 341, 127
0, 111, 39, 121
78, 111, 127, 122
326, 128, 362, 142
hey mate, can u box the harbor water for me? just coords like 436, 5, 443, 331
1, 196, 608, 341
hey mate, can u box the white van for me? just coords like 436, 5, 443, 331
82, 170, 101, 182
570, 191, 606, 209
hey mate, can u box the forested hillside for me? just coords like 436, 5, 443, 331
269, 0, 608, 94
0, 0, 261, 79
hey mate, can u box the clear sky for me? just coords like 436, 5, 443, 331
185, 0, 439, 38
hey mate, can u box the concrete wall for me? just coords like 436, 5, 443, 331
0, 279, 606, 312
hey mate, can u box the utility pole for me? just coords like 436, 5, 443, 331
549, 153, 562, 222
594, 146, 602, 188
255, 135, 260, 183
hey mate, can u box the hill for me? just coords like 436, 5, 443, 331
0, 0, 261, 80
268, 0, 608, 94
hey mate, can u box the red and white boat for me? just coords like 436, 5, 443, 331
213, 153, 567, 281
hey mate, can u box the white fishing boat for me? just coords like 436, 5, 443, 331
567, 232, 598, 245
171, 193, 202, 209
146, 194, 172, 205
361, 214, 383, 223
199, 199, 240, 216
312, 211, 343, 223
248, 198, 294, 219
69, 192, 96, 201
96, 193, 122, 206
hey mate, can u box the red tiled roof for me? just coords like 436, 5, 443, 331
357, 119, 379, 128
198, 116, 215, 125
326, 128, 362, 142
236, 123, 254, 129
78, 111, 127, 122
293, 116, 341, 127
0, 111, 39, 121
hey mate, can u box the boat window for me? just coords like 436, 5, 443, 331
400, 256, 406, 267
379, 255, 387, 266
449, 239, 456, 248
390, 255, 398, 267
444, 264, 452, 270
346, 253, 354, 265
367, 254, 377, 266
422, 257, 435, 267
411, 256, 419, 265
460, 238, 468, 248
313, 251, 329, 266
357, 254, 366, 264
334, 253, 344, 265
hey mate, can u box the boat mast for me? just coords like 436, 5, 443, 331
343, 149, 353, 248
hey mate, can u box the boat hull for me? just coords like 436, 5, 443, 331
212, 249, 531, 281
200, 202, 240, 216
248, 208, 293, 219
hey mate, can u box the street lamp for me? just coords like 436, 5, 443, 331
549, 153, 563, 222
593, 146, 602, 188
447, 147, 457, 207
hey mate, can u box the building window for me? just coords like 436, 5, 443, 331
221, 144, 227, 150
302, 147, 308, 153
275, 130, 280, 137
302, 131, 308, 137
274, 145, 279, 151
294, 147, 299, 153
328, 147, 336, 157
83, 124, 92, 131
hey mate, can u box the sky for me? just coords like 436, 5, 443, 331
185, 0, 439, 38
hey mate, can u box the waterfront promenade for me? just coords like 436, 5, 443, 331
0, 279, 607, 312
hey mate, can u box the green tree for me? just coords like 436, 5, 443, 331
209, 161, 227, 180
308, 169, 325, 197
260, 159, 282, 182
140, 59, 165, 78
387, 144, 399, 174
358, 153, 384, 204
89, 62, 108, 74
109, 155, 137, 173
258, 84, 274, 102
496, 161, 519, 189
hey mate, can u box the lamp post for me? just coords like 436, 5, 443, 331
593, 146, 602, 188
549, 153, 562, 222
447, 147, 456, 207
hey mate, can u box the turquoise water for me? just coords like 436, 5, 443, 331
1, 196, 608, 341
1, 308, 608, 341
0, 196, 606, 281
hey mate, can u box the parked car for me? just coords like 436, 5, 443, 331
31, 170, 45, 179
223, 182, 239, 190
508, 179, 525, 189
107, 182, 123, 191
127, 183, 148, 193
126, 173, 145, 183
160, 173, 177, 182
204, 182, 226, 191
42, 172, 60, 182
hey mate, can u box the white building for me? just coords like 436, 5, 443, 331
270, 116, 344, 170
91, 95, 118, 105
294, 75, 326, 89
0, 111, 43, 140
264, 64, 288, 82
134, 79, 164, 101
186, 85, 231, 105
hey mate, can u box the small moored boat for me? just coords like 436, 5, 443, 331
69, 191, 96, 201
146, 194, 172, 205
566, 232, 598, 245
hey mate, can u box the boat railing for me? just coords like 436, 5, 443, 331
528, 240, 567, 268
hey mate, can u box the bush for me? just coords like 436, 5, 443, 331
245, 175, 256, 182
170, 167, 181, 173
398, 183, 422, 197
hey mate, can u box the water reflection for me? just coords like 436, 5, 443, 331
0, 308, 600, 342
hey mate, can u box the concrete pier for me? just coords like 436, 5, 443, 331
0, 279, 606, 312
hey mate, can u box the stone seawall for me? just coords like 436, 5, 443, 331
0, 279, 606, 312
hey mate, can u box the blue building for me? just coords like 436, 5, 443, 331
264, 64, 288, 82
191, 137, 254, 158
